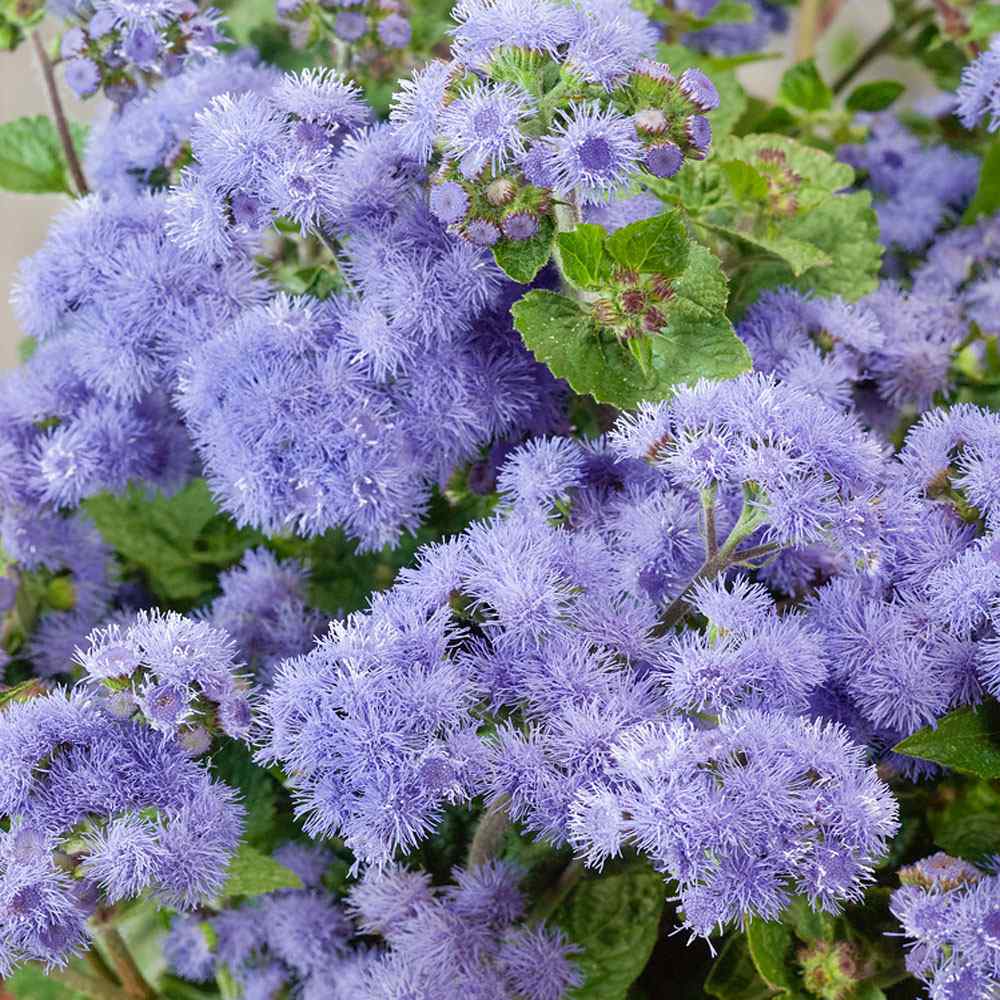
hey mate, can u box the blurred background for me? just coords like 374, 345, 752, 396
0, 0, 929, 370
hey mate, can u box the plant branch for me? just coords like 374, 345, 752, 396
701, 489, 718, 559
96, 927, 157, 1000
794, 0, 823, 61
467, 795, 511, 870
47, 966, 133, 1000
31, 31, 89, 197
831, 6, 933, 94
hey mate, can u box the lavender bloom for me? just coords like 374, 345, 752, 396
439, 80, 535, 179
545, 102, 643, 203
0, 691, 243, 971
204, 547, 324, 686
956, 37, 1000, 133
565, 0, 659, 89
450, 0, 577, 68
891, 856, 1000, 998
75, 610, 252, 740
389, 59, 453, 162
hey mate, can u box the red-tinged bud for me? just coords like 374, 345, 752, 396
642, 306, 665, 333
620, 289, 646, 314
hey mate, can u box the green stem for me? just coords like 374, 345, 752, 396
831, 5, 933, 94
96, 927, 157, 1000
31, 31, 89, 197
467, 796, 511, 870
529, 860, 586, 924
700, 488, 718, 559
794, 0, 823, 61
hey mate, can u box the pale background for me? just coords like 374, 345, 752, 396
0, 2, 925, 370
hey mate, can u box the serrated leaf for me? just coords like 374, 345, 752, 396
0, 116, 87, 194
557, 223, 609, 289
746, 919, 800, 991
492, 215, 555, 283
605, 210, 689, 275
700, 220, 833, 276
550, 863, 665, 1000
964, 137, 1000, 224
221, 843, 302, 897
782, 896, 835, 944
893, 701, 1000, 778
512, 290, 665, 408
705, 934, 774, 1000
719, 159, 768, 202
670, 243, 732, 319
8, 963, 88, 999
778, 59, 832, 112
845, 80, 905, 113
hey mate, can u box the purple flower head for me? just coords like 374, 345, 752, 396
545, 102, 643, 203
60, 27, 87, 58
450, 0, 577, 68
64, 58, 101, 98
501, 212, 539, 240
496, 925, 582, 1000
377, 12, 410, 47
644, 141, 684, 178
164, 915, 215, 982
685, 114, 712, 156
272, 68, 369, 134
496, 437, 585, 510
439, 80, 535, 179
0, 576, 15, 613
565, 0, 659, 89
957, 38, 1000, 133
390, 60, 454, 162
678, 67, 720, 111
430, 180, 470, 224
335, 10, 368, 40
465, 218, 501, 246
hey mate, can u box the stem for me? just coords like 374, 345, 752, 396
701, 488, 718, 559
794, 0, 823, 61
47, 966, 133, 1000
529, 860, 585, 924
831, 6, 933, 94
651, 489, 767, 637
732, 542, 781, 564
97, 927, 157, 1000
31, 32, 88, 197
467, 796, 511, 870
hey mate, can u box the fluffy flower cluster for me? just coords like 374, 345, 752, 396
891, 853, 1000, 998
165, 67, 372, 255
676, 0, 788, 55
165, 843, 358, 998
75, 609, 253, 742
204, 547, 324, 686
52, 0, 225, 100
0, 691, 243, 972
838, 114, 979, 253
278, 0, 412, 51
391, 0, 719, 247
260, 373, 900, 934
738, 283, 960, 426
0, 509, 114, 678
176, 212, 563, 549
957, 36, 1000, 134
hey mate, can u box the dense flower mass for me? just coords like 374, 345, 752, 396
3, 2, 1000, 997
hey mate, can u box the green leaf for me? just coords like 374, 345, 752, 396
8, 963, 88, 999
700, 220, 832, 277
605, 210, 689, 275
746, 919, 800, 991
550, 862, 666, 999
963, 137, 1000, 224
781, 896, 835, 944
220, 843, 302, 898
492, 215, 555, 283
705, 935, 774, 1000
670, 243, 732, 319
929, 779, 1000, 862
512, 290, 665, 409
845, 80, 905, 113
969, 4, 1000, 42
0, 115, 87, 194
557, 223, 610, 289
84, 480, 259, 607
719, 159, 768, 203
893, 701, 1000, 779
211, 742, 280, 851
778, 59, 833, 112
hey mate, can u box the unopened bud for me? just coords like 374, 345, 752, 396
486, 177, 516, 206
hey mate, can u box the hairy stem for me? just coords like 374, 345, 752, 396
831, 6, 933, 94
97, 927, 157, 1000
701, 489, 718, 559
48, 966, 133, 1000
31, 31, 89, 197
467, 795, 512, 870
794, 0, 823, 60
